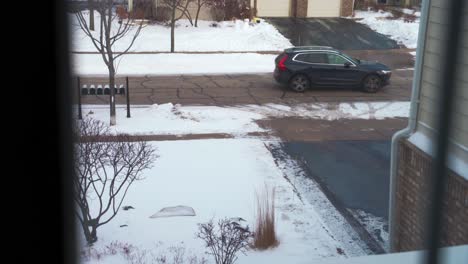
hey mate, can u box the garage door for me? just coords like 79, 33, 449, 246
307, 0, 341, 17
256, 0, 291, 17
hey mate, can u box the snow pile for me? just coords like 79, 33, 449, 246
348, 209, 389, 252
150, 205, 196, 218
73, 53, 277, 75
70, 11, 292, 52
80, 102, 410, 135
353, 10, 420, 49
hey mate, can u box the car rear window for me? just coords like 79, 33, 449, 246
294, 53, 328, 64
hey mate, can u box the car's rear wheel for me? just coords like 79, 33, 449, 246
362, 75, 382, 93
289, 74, 310, 92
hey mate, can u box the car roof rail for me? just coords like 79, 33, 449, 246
287, 46, 335, 51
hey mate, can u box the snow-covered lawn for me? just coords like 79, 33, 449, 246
353, 10, 420, 49
73, 53, 277, 75
70, 12, 292, 52
80, 102, 410, 135
77, 101, 409, 263
80, 138, 368, 264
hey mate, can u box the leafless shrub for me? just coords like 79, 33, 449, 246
209, 0, 249, 21
73, 118, 157, 244
187, 255, 209, 264
388, 9, 404, 19
403, 14, 417, 23
153, 243, 208, 264
210, 6, 224, 22
168, 244, 186, 264
81, 246, 105, 262
196, 218, 252, 264
81, 241, 136, 262
155, 6, 172, 22
126, 248, 149, 264
253, 185, 278, 250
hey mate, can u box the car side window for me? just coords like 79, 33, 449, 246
327, 54, 350, 65
295, 53, 328, 64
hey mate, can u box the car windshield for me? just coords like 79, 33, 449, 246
340, 52, 359, 64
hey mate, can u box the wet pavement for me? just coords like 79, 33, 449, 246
265, 18, 401, 50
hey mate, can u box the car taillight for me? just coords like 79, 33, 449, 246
278, 54, 288, 71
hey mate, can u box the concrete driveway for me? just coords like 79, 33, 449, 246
265, 18, 401, 50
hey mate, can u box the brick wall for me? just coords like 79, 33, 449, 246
341, 0, 355, 17
393, 139, 468, 252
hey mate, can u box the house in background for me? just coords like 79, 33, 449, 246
389, 0, 468, 253
252, 0, 355, 18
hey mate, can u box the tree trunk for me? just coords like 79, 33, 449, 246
171, 6, 175, 53
109, 65, 117, 126
195, 4, 201, 27
81, 219, 98, 244
89, 0, 95, 31
254, 0, 257, 17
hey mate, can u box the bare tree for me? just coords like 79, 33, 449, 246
162, 0, 193, 52
73, 118, 157, 244
75, 0, 146, 126
89, 0, 95, 30
196, 218, 252, 264
194, 0, 212, 27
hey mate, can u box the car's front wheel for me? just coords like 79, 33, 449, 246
362, 75, 382, 93
289, 74, 310, 92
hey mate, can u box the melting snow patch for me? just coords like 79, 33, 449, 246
348, 209, 389, 252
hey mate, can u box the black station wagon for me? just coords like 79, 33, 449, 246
274, 46, 392, 93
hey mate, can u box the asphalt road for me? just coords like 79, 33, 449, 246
283, 140, 391, 219
259, 117, 407, 253
265, 18, 401, 50
257, 117, 408, 220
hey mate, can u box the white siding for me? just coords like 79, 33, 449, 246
256, 0, 291, 17
416, 0, 468, 163
307, 0, 341, 17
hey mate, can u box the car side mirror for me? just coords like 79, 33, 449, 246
344, 62, 352, 68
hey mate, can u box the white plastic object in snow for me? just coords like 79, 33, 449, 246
149, 205, 196, 218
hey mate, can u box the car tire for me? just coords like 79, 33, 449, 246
362, 75, 382, 93
289, 74, 310, 92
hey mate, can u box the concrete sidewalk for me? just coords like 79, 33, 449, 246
74, 49, 414, 106
76, 70, 412, 106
